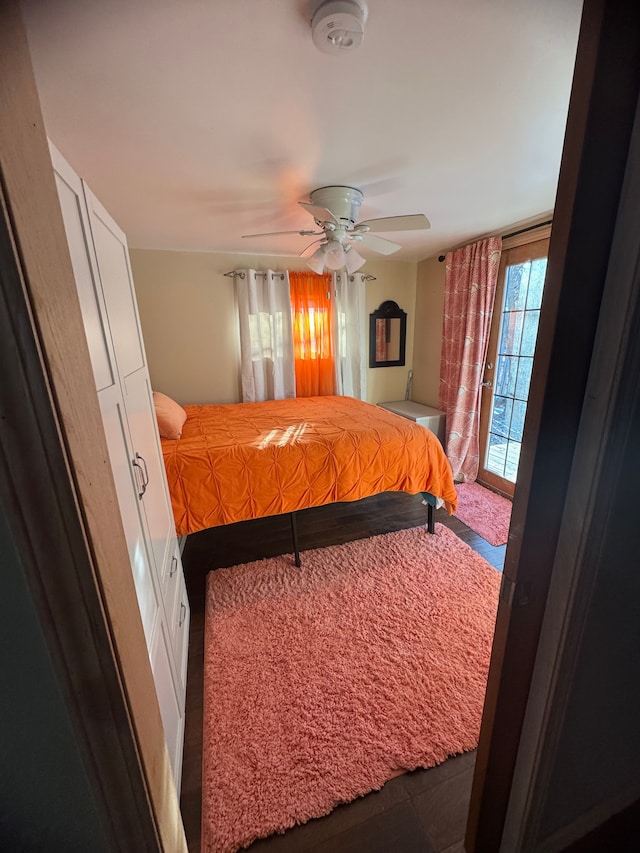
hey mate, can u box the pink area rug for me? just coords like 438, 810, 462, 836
455, 482, 512, 546
202, 524, 501, 853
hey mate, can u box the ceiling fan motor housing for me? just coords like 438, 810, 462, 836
309, 185, 363, 227
311, 0, 368, 55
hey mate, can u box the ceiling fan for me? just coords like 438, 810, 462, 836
242, 185, 430, 274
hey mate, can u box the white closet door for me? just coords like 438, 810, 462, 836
83, 186, 146, 379
50, 144, 115, 393
149, 617, 184, 793
98, 385, 159, 649
168, 569, 190, 702
123, 366, 175, 579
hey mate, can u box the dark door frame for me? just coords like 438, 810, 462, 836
468, 0, 640, 848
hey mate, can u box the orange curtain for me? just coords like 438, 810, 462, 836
289, 271, 336, 397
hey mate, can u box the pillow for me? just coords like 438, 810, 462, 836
153, 391, 187, 440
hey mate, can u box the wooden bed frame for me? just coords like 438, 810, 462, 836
285, 494, 437, 567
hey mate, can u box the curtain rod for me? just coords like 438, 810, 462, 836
223, 271, 286, 279
437, 219, 553, 262
502, 218, 552, 241
224, 270, 376, 280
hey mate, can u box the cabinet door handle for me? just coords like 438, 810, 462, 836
136, 453, 149, 488
132, 454, 147, 498
170, 555, 178, 578
179, 602, 186, 628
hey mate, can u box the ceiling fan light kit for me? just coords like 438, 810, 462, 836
306, 240, 365, 274
344, 245, 366, 274
311, 0, 368, 55
306, 246, 327, 275
323, 239, 347, 270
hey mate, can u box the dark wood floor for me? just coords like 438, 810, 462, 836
179, 492, 506, 853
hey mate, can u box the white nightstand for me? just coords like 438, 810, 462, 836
378, 400, 446, 446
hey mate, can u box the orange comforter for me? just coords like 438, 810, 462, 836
161, 395, 457, 537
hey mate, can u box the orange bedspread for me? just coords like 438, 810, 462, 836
161, 395, 457, 537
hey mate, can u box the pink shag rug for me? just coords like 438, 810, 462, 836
202, 523, 500, 853
455, 482, 512, 546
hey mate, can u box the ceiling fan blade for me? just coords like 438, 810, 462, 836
299, 202, 340, 226
356, 214, 431, 233
242, 229, 321, 238
356, 233, 402, 255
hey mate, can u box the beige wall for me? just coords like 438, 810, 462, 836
131, 249, 244, 405
412, 255, 446, 408
130, 248, 418, 406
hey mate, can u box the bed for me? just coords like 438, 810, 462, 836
160, 395, 457, 561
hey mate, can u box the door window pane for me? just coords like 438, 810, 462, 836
495, 355, 517, 397
505, 441, 521, 481
514, 357, 533, 400
504, 263, 530, 310
491, 396, 513, 439
500, 310, 524, 355
487, 432, 508, 478
510, 400, 527, 442
521, 309, 540, 357
526, 259, 546, 309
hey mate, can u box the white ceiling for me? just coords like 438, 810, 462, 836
23, 0, 583, 262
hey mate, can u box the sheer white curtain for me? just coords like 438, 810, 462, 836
332, 271, 367, 400
235, 269, 295, 402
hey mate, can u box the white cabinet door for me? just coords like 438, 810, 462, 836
50, 144, 116, 393
169, 569, 190, 703
83, 185, 146, 379
97, 384, 160, 650
161, 541, 183, 612
123, 366, 176, 582
159, 543, 190, 708
149, 616, 185, 794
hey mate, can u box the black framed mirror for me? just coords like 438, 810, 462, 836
369, 300, 407, 368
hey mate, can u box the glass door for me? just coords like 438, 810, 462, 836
478, 236, 549, 496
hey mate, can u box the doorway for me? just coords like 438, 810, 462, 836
478, 233, 550, 497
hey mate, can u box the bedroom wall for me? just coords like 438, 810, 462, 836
411, 255, 446, 409
130, 248, 417, 406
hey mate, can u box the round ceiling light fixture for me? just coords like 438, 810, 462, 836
311, 0, 368, 55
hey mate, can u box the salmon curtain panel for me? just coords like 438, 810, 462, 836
289, 271, 336, 397
439, 237, 502, 482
